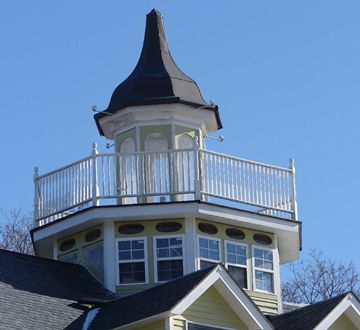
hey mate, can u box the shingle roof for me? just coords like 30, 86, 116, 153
267, 293, 349, 330
89, 265, 217, 330
0, 249, 114, 330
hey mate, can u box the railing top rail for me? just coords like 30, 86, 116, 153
200, 149, 293, 172
96, 148, 195, 158
37, 156, 93, 180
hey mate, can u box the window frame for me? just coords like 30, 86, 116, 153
197, 235, 222, 269
116, 236, 148, 286
224, 240, 249, 290
153, 234, 185, 283
252, 245, 275, 294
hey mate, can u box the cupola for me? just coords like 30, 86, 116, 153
94, 9, 222, 141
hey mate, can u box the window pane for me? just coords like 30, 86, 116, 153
132, 250, 144, 259
199, 247, 209, 259
119, 250, 131, 261
156, 238, 169, 248
119, 262, 145, 284
199, 238, 208, 248
170, 247, 182, 257
118, 241, 130, 251
157, 248, 169, 258
209, 249, 219, 260
158, 260, 183, 281
209, 240, 219, 250
227, 254, 236, 264
200, 260, 217, 270
132, 240, 144, 250
228, 265, 247, 289
255, 270, 273, 293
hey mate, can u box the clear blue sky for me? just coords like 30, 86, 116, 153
1, 1, 359, 271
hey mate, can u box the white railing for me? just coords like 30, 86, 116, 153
34, 143, 298, 226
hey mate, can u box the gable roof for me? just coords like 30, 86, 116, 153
88, 265, 272, 330
0, 249, 114, 330
268, 292, 360, 330
88, 265, 217, 330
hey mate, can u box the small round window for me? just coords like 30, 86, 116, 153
60, 238, 76, 252
85, 229, 101, 242
155, 222, 182, 233
253, 233, 272, 245
198, 223, 218, 235
118, 224, 144, 235
225, 228, 245, 240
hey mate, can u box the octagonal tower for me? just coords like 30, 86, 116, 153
31, 9, 301, 315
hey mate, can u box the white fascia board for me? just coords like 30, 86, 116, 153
33, 203, 199, 242
197, 203, 300, 263
171, 266, 272, 330
315, 294, 360, 330
99, 103, 217, 139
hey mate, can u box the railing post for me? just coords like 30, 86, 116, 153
33, 166, 40, 227
193, 137, 201, 200
289, 158, 298, 221
92, 142, 99, 206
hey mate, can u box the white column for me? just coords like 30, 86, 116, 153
184, 216, 197, 274
273, 234, 283, 314
103, 221, 116, 292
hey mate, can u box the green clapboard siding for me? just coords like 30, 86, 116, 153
247, 291, 278, 315
182, 286, 248, 329
329, 314, 358, 330
135, 319, 165, 330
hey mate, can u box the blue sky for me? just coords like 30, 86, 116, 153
0, 1, 359, 271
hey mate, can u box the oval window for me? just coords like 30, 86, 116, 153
253, 234, 272, 245
85, 229, 101, 242
60, 238, 76, 252
226, 228, 245, 240
155, 222, 182, 233
118, 224, 144, 235
198, 223, 218, 235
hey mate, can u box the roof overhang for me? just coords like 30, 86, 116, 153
315, 293, 360, 329
95, 101, 221, 139
32, 201, 300, 263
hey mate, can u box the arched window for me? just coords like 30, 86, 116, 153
176, 134, 195, 200
119, 138, 137, 204
144, 133, 169, 201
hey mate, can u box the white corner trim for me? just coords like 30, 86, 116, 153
103, 221, 116, 292
82, 308, 100, 330
315, 294, 360, 329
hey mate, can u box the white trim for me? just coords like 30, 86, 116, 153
252, 245, 275, 294
184, 217, 197, 274
224, 240, 249, 290
103, 221, 116, 292
315, 293, 360, 330
197, 234, 221, 269
153, 234, 185, 283
171, 265, 272, 329
115, 236, 149, 286
273, 234, 282, 313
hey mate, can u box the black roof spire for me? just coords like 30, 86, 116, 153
95, 9, 222, 134
105, 9, 207, 111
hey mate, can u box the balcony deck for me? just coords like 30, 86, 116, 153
33, 144, 298, 227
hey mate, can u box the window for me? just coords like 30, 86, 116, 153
83, 243, 104, 272
117, 238, 147, 285
198, 236, 220, 269
154, 236, 184, 282
253, 247, 274, 293
225, 241, 248, 289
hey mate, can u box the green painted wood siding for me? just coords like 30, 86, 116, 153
181, 286, 248, 329
246, 291, 278, 315
328, 314, 358, 330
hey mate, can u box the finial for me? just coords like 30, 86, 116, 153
289, 158, 295, 171
33, 167, 39, 180
92, 142, 98, 155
